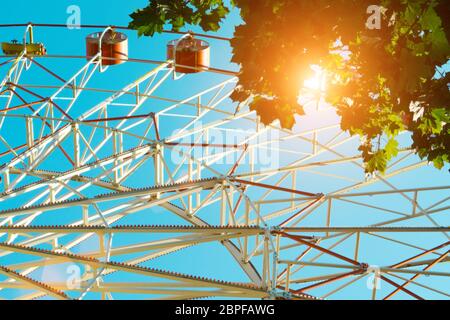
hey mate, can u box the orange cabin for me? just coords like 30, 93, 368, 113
167, 35, 210, 74
86, 31, 128, 66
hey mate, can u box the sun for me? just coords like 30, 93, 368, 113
298, 65, 327, 107
303, 65, 326, 93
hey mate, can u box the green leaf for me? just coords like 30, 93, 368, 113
366, 151, 388, 174
385, 138, 399, 160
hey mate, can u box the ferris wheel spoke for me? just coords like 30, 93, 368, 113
383, 249, 449, 300
0, 264, 69, 300
0, 240, 269, 298
0, 142, 158, 202
0, 55, 27, 126
0, 62, 171, 193
387, 272, 450, 299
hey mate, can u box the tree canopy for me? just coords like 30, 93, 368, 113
129, 0, 450, 173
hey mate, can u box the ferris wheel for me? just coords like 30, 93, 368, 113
0, 23, 448, 300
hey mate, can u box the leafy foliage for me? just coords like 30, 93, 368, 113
129, 0, 450, 173
129, 0, 230, 36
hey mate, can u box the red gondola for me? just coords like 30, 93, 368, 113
167, 34, 210, 73
86, 30, 128, 66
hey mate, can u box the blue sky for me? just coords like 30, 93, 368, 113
0, 1, 448, 300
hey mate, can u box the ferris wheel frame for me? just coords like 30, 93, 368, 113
0, 23, 448, 301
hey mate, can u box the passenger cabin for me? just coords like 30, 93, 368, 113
86, 30, 128, 66
167, 35, 210, 73
2, 26, 47, 57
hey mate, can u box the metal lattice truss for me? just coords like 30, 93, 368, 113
0, 28, 449, 300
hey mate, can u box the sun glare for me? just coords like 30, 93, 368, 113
303, 65, 326, 93
298, 65, 327, 107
